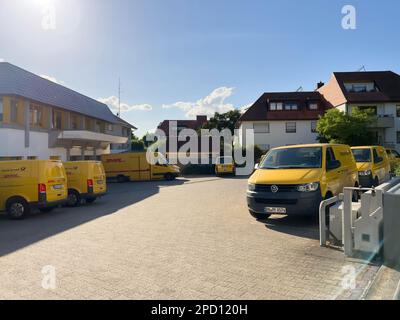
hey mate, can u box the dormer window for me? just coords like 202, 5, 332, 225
309, 102, 319, 110
284, 102, 298, 111
344, 82, 379, 93
269, 102, 283, 111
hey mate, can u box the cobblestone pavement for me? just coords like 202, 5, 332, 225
0, 177, 379, 300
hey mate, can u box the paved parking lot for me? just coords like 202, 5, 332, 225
0, 177, 378, 300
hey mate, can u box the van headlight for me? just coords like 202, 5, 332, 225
359, 170, 372, 176
297, 182, 319, 192
248, 183, 256, 191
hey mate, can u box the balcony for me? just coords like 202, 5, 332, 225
368, 115, 395, 129
49, 130, 128, 149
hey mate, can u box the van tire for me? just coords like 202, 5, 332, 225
67, 190, 81, 207
165, 173, 175, 181
86, 197, 97, 204
6, 197, 30, 220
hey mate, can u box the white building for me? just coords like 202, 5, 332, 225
238, 91, 330, 151
0, 62, 135, 161
318, 71, 400, 152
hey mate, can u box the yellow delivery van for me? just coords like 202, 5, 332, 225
351, 146, 391, 187
63, 161, 107, 206
386, 148, 400, 173
215, 156, 236, 176
101, 152, 180, 182
0, 160, 67, 219
247, 144, 359, 219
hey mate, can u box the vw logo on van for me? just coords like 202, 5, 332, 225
271, 185, 279, 193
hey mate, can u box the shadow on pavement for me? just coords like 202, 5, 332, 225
0, 178, 189, 257
262, 215, 320, 240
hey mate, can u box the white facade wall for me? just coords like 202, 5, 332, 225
239, 120, 319, 150
0, 128, 109, 161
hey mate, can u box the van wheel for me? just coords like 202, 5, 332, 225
6, 197, 30, 220
67, 190, 81, 207
86, 197, 97, 204
165, 173, 175, 181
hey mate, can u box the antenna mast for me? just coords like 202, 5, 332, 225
118, 78, 121, 117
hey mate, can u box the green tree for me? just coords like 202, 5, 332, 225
201, 110, 242, 134
316, 108, 376, 146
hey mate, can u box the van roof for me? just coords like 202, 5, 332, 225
350, 146, 380, 149
272, 143, 347, 150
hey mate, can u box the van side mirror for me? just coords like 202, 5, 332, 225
327, 160, 341, 171
254, 163, 259, 170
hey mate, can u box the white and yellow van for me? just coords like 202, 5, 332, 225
101, 152, 180, 182
0, 160, 67, 219
351, 146, 391, 187
215, 156, 236, 176
63, 161, 107, 206
247, 144, 359, 219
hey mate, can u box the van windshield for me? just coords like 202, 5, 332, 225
352, 149, 372, 162
260, 147, 322, 169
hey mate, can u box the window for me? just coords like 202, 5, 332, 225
10, 99, 18, 123
270, 102, 283, 111
0, 98, 3, 122
286, 122, 296, 133
253, 123, 270, 133
71, 114, 80, 130
52, 110, 62, 129
107, 123, 113, 131
397, 105, 400, 118
29, 105, 43, 127
261, 147, 322, 169
309, 102, 318, 110
311, 121, 317, 133
373, 148, 383, 163
284, 102, 298, 111
357, 106, 377, 116
397, 132, 400, 144
85, 117, 94, 131
352, 148, 371, 162
326, 147, 336, 164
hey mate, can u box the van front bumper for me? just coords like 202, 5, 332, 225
247, 189, 323, 217
358, 175, 374, 188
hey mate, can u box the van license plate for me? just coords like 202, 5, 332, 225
53, 185, 63, 190
265, 207, 286, 214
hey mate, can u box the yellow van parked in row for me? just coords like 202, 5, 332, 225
351, 146, 391, 187
0, 160, 68, 219
101, 152, 180, 182
63, 161, 107, 207
247, 144, 359, 219
386, 148, 400, 173
215, 156, 236, 176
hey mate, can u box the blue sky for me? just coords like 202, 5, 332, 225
0, 0, 399, 136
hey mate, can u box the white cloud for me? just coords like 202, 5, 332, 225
40, 74, 63, 84
162, 87, 236, 118
98, 96, 152, 112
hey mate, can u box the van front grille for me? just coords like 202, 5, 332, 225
254, 184, 298, 193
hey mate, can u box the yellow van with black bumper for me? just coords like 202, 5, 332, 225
351, 146, 390, 187
386, 148, 400, 173
64, 161, 107, 206
215, 156, 236, 176
247, 144, 359, 219
0, 160, 67, 219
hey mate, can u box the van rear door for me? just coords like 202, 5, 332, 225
43, 161, 67, 203
93, 162, 106, 194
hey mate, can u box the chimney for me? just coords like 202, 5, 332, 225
317, 81, 325, 89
